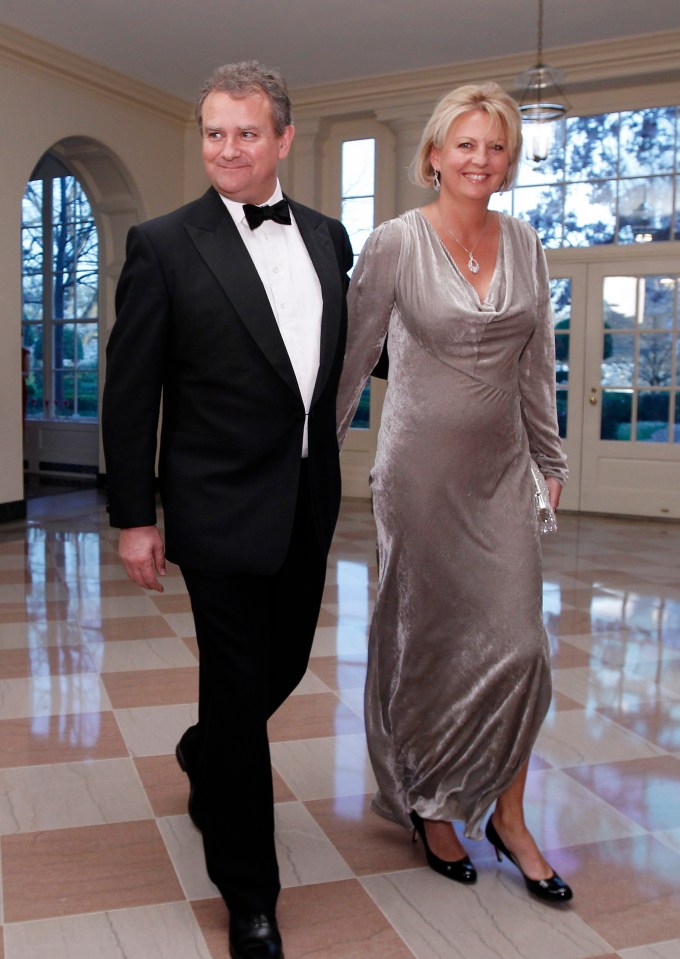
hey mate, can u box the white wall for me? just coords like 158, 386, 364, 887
1, 23, 678, 515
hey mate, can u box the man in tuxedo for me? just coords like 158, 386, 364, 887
102, 61, 352, 959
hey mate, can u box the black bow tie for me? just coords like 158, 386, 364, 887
242, 199, 291, 230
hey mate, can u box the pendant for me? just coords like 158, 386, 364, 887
467, 255, 480, 274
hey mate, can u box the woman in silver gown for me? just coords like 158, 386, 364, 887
337, 83, 572, 902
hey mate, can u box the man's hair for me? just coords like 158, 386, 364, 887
195, 60, 293, 135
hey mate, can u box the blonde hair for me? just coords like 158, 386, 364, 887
411, 81, 522, 191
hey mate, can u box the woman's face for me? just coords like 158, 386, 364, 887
430, 109, 510, 203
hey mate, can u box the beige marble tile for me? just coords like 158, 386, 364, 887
79, 613, 177, 642
0, 711, 127, 768
563, 756, 680, 832
362, 867, 610, 959
3, 901, 211, 959
560, 835, 680, 950
136, 753, 193, 818
1, 820, 184, 921
270, 734, 377, 801
268, 691, 364, 742
304, 793, 426, 876
0, 644, 99, 679
0, 621, 83, 651
307, 654, 367, 691
102, 666, 198, 708
289, 668, 330, 695
277, 879, 417, 958
0, 758, 151, 833
114, 703, 197, 758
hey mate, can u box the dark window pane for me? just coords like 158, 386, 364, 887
636, 391, 670, 441
25, 370, 44, 418
53, 370, 75, 417
637, 333, 673, 387
22, 272, 43, 321
22, 323, 43, 372
556, 388, 568, 439
514, 185, 563, 247
564, 181, 616, 246
640, 276, 676, 329
75, 324, 99, 370
53, 322, 76, 369
601, 389, 632, 440
350, 381, 370, 430
675, 394, 680, 441
77, 372, 99, 417
618, 177, 673, 244
566, 113, 619, 181
75, 273, 98, 319
619, 108, 676, 177
602, 333, 634, 386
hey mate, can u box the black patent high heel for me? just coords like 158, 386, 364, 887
485, 817, 572, 902
410, 810, 477, 884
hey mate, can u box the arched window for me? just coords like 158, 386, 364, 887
22, 153, 99, 421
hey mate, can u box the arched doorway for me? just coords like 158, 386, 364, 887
20, 137, 143, 494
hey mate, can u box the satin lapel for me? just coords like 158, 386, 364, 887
184, 191, 301, 399
288, 199, 344, 404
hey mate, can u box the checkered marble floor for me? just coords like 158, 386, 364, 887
0, 490, 679, 959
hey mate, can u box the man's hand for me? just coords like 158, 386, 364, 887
119, 526, 166, 592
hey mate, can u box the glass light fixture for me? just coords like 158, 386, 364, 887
517, 0, 569, 163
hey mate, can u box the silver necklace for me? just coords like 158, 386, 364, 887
435, 208, 488, 275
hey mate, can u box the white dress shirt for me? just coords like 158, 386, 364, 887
220, 183, 323, 457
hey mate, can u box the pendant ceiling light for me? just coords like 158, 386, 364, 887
517, 0, 569, 163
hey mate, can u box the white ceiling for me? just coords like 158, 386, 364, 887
1, 0, 677, 99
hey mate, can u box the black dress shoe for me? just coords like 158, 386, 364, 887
485, 817, 573, 902
229, 913, 283, 959
409, 810, 477, 884
175, 742, 201, 830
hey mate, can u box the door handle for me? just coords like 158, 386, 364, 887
589, 388, 598, 407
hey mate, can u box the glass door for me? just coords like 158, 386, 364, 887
580, 258, 680, 517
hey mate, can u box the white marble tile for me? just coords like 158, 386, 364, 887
270, 733, 377, 800
336, 685, 365, 719
0, 759, 152, 834
361, 868, 611, 959
77, 594, 159, 624
3, 901, 212, 959
621, 941, 680, 959
311, 623, 368, 657
157, 814, 218, 901
0, 673, 111, 720
651, 827, 680, 856
160, 612, 197, 638
88, 636, 198, 672
551, 664, 680, 710
0, 621, 83, 650
536, 708, 667, 768
274, 800, 353, 886
114, 703, 197, 757
523, 767, 646, 849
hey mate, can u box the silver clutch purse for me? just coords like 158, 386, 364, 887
530, 460, 558, 534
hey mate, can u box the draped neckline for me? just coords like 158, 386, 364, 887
415, 208, 505, 311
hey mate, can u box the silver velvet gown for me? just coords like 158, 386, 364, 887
337, 210, 567, 840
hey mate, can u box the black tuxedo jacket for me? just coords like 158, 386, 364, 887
102, 187, 353, 574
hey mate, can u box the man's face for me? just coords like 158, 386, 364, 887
200, 90, 294, 205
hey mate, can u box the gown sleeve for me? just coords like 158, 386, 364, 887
336, 218, 403, 446
518, 226, 568, 485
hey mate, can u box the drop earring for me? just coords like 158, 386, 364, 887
433, 169, 441, 192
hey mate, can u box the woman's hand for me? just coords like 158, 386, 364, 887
546, 477, 562, 512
